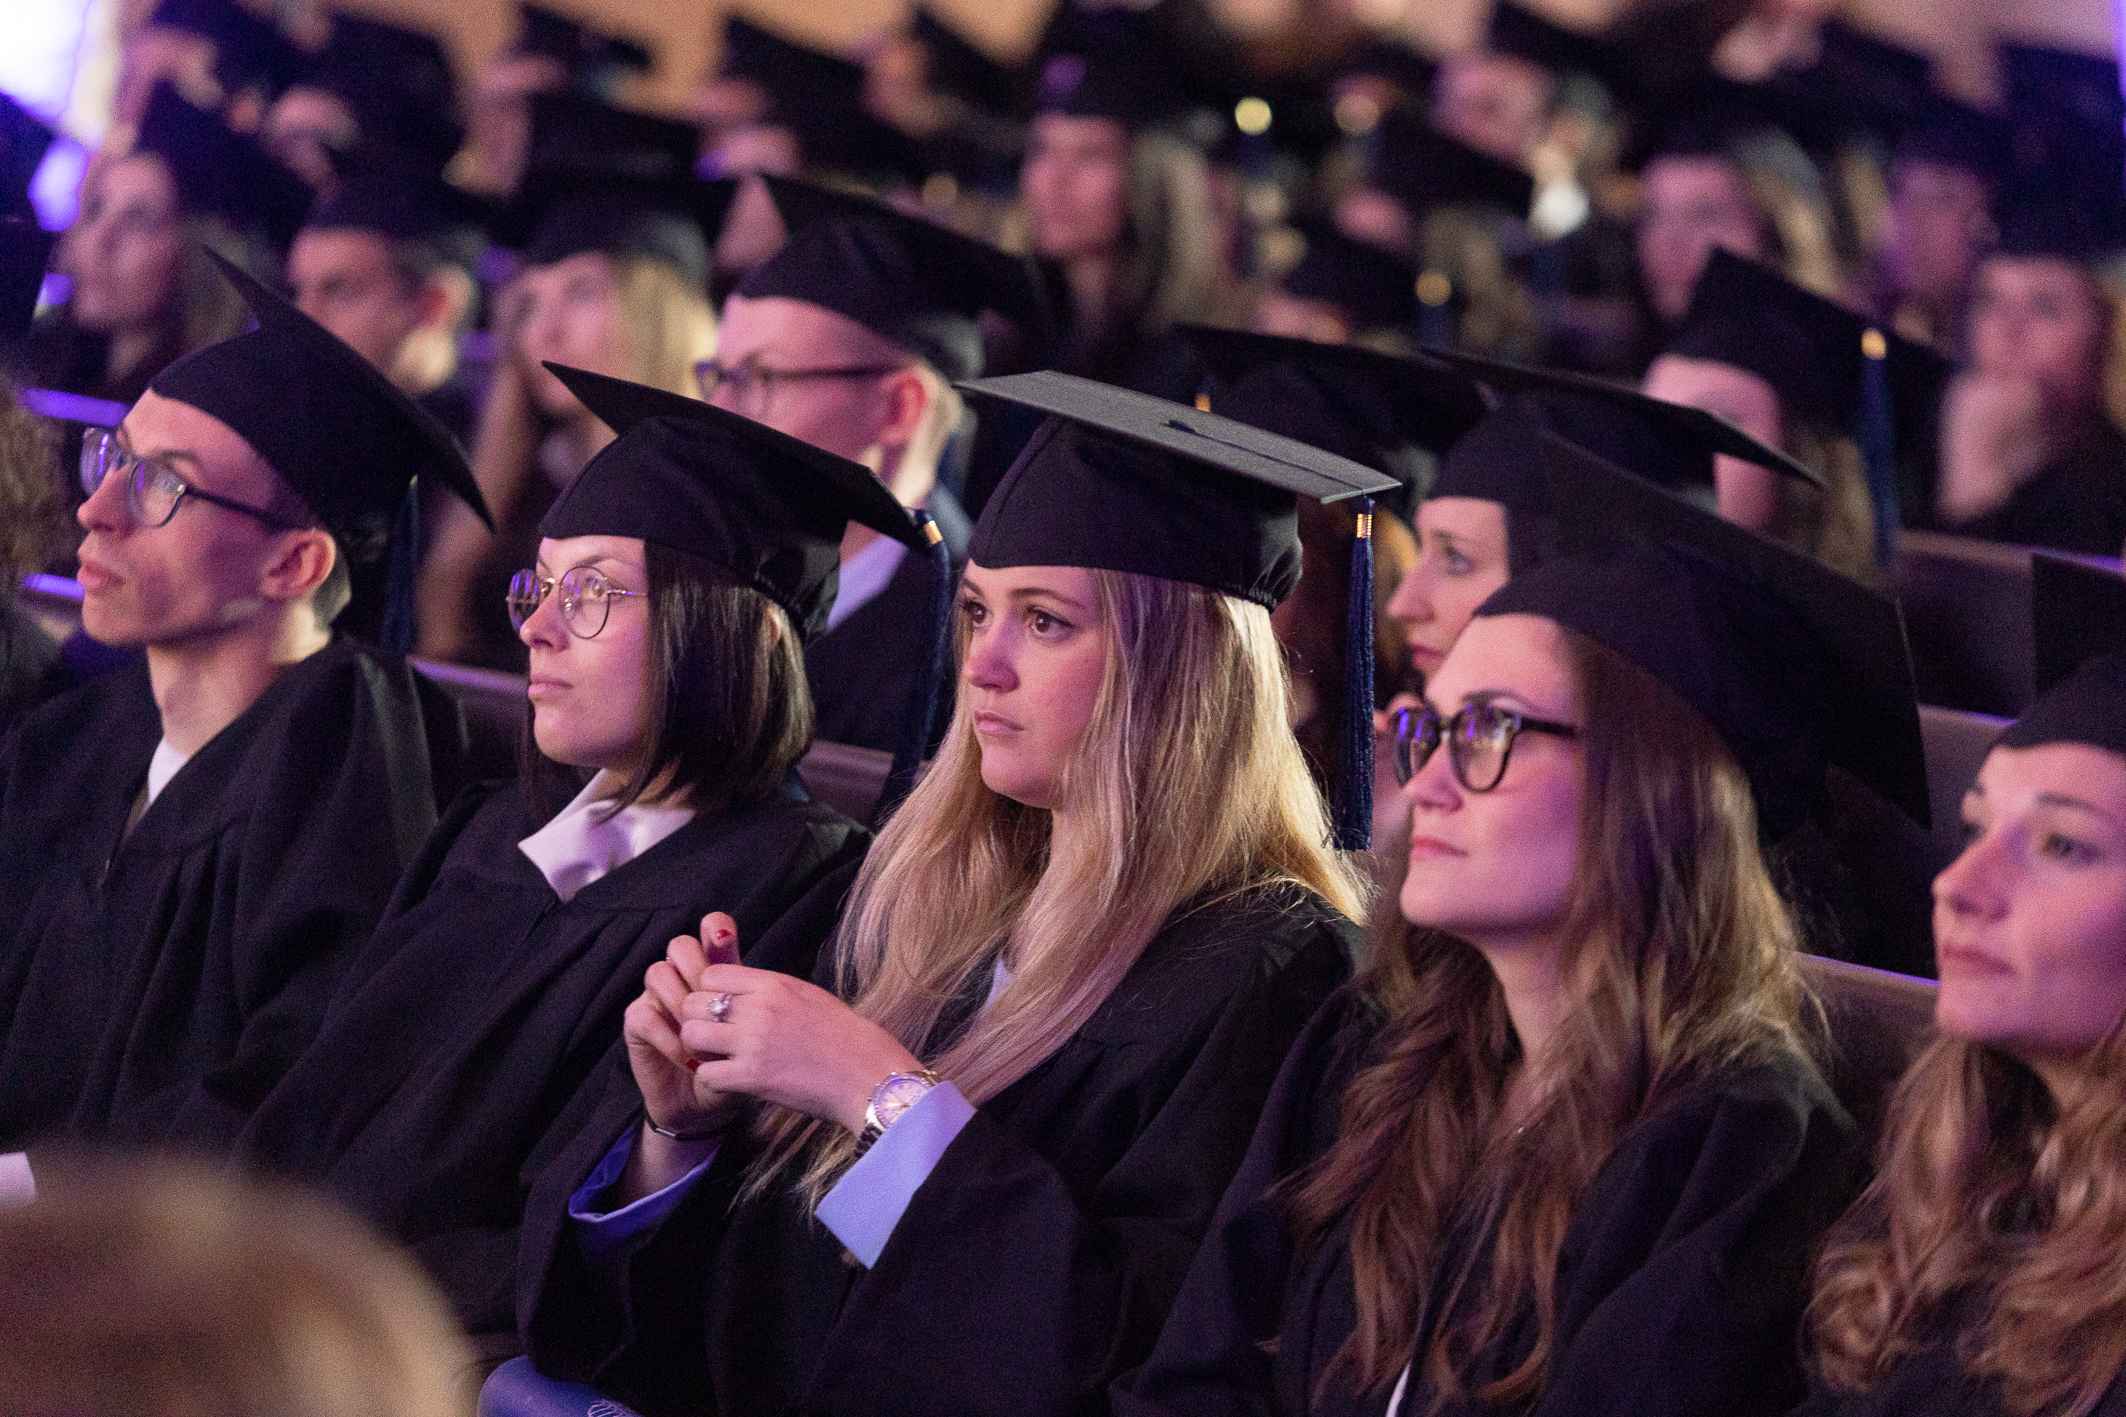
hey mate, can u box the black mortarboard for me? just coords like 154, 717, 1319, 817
1485, 2, 1624, 89
1425, 405, 1555, 515
130, 83, 316, 250
518, 3, 654, 89
710, 22, 926, 183
911, 6, 1028, 118
1032, 46, 1196, 133
1478, 433, 1928, 836
296, 14, 464, 171
1665, 250, 1952, 560
304, 160, 491, 266
1335, 35, 1439, 115
500, 159, 735, 290
2004, 555, 2126, 758
544, 361, 950, 816
147, 0, 306, 97
1, 95, 54, 222
959, 370, 1401, 846
1998, 42, 2123, 139
1430, 346, 1823, 491
1892, 90, 2011, 181
147, 251, 490, 648
1992, 199, 2118, 265
740, 175, 1051, 379
523, 91, 700, 179
721, 15, 865, 100
538, 363, 926, 635
0, 217, 51, 359
1181, 325, 1489, 506
1269, 219, 1422, 331
1361, 104, 1535, 220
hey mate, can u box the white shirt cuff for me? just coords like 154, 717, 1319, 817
816, 1082, 976, 1268
0, 1152, 34, 1208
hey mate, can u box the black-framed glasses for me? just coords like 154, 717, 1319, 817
507, 565, 645, 639
692, 356, 906, 408
1389, 698, 1581, 793
79, 427, 307, 532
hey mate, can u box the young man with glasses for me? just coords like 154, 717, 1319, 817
701, 176, 1049, 755
0, 253, 490, 1177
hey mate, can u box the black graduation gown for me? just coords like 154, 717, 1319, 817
228, 779, 869, 1344
802, 487, 969, 755
1790, 1299, 2126, 1417
0, 636, 444, 1149
1937, 415, 2126, 558
1118, 988, 1865, 1417
0, 598, 60, 739
516, 883, 1359, 1417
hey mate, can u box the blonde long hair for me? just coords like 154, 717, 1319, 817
1808, 1027, 2126, 1417
752, 568, 1370, 1201
1292, 632, 1820, 1408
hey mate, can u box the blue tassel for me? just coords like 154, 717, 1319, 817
1857, 326, 1900, 568
876, 511, 953, 826
380, 484, 421, 658
1335, 497, 1376, 852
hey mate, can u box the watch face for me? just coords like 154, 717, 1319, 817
873, 1072, 935, 1127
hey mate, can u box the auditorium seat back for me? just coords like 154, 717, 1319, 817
798, 739, 895, 823
410, 657, 525, 785
1917, 703, 2007, 866
1801, 954, 1937, 1141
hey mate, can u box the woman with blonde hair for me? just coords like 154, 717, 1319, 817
0, 1157, 471, 1417
510, 377, 1377, 1416
416, 176, 718, 666
1120, 436, 1892, 1417
1803, 638, 2126, 1417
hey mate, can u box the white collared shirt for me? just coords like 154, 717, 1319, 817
517, 770, 697, 902
825, 534, 909, 633
144, 739, 191, 807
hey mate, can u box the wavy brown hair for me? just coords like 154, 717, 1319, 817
750, 568, 1370, 1203
0, 377, 61, 578
1808, 1026, 2126, 1417
1291, 630, 1818, 1409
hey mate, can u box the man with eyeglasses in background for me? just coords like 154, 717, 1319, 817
0, 254, 491, 1185
700, 176, 1049, 755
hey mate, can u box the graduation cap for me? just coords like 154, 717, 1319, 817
2004, 554, 2126, 757
1361, 104, 1535, 221
146, 250, 491, 651
1181, 324, 1490, 510
1032, 45, 1198, 134
294, 15, 464, 171
1428, 346, 1824, 491
146, 0, 307, 98
1992, 199, 2119, 265
1268, 219, 1423, 332
303, 160, 492, 269
957, 370, 1401, 848
1664, 250, 1952, 563
518, 3, 654, 90
523, 91, 700, 179
1484, 2, 1625, 90
1334, 34, 1439, 123
721, 15, 865, 101
500, 148, 735, 291
910, 6, 1029, 118
0, 95, 54, 223
0, 217, 51, 360
1997, 41, 2124, 139
739, 175, 1051, 379
129, 82, 317, 250
542, 361, 948, 816
1892, 90, 2011, 181
1477, 431, 1929, 837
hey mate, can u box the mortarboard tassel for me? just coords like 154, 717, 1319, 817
876, 510, 954, 826
380, 484, 422, 658
1856, 326, 1900, 569
1336, 496, 1377, 851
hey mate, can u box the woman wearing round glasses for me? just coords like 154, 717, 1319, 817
1120, 432, 1884, 1417
219, 368, 903, 1346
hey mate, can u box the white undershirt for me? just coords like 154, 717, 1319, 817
517, 770, 697, 902
825, 535, 909, 633
144, 739, 191, 807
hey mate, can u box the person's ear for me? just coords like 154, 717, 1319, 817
875, 366, 930, 452
257, 528, 336, 605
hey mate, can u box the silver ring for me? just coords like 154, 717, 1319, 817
707, 991, 734, 1023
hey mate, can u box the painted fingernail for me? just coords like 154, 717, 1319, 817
712, 926, 736, 944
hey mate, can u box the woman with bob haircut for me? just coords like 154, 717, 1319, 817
222, 368, 903, 1350
508, 375, 1374, 1416
1802, 581, 2126, 1417
1119, 431, 1897, 1417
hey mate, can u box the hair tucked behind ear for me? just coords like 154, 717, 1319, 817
1291, 630, 1817, 1409
1808, 1025, 2126, 1417
747, 567, 1370, 1204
